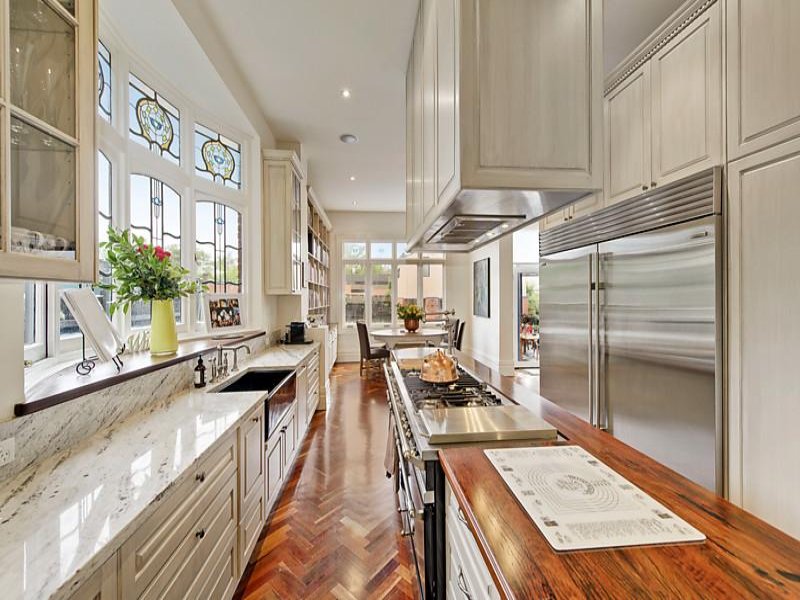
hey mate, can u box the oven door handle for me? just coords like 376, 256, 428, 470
394, 430, 425, 521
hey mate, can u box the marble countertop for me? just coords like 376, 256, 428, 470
0, 343, 318, 600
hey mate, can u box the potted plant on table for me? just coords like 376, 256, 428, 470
397, 304, 425, 333
100, 228, 198, 356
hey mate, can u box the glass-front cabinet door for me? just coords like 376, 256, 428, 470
0, 0, 96, 281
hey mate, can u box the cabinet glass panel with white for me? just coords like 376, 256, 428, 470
1, 0, 96, 281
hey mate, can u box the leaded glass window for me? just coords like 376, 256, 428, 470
194, 124, 242, 189
98, 40, 111, 121
130, 174, 182, 326
196, 201, 242, 293
97, 151, 113, 313
129, 73, 180, 164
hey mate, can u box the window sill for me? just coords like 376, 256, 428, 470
17, 330, 265, 417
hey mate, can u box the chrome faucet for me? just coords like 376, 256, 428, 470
223, 344, 251, 373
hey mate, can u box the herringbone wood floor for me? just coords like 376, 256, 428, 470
235, 363, 418, 600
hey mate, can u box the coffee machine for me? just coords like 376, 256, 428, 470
284, 321, 309, 344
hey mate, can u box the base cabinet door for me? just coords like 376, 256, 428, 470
650, 1, 722, 187
240, 405, 265, 509
727, 0, 800, 159
727, 139, 800, 540
266, 429, 284, 508
68, 554, 117, 600
282, 408, 297, 468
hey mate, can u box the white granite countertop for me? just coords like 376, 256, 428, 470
0, 343, 318, 600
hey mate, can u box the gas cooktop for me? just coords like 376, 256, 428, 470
400, 367, 503, 410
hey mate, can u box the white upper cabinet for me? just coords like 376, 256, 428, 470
727, 0, 800, 160
405, 0, 603, 247
605, 63, 652, 206
0, 0, 97, 281
605, 0, 722, 206
262, 149, 305, 295
650, 1, 722, 185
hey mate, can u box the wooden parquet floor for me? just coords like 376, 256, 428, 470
235, 363, 418, 600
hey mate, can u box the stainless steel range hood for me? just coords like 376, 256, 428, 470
407, 188, 592, 253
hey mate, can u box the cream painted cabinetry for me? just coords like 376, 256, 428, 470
605, 1, 722, 206
68, 554, 118, 600
0, 0, 97, 281
405, 0, 603, 246
445, 481, 500, 600
238, 404, 265, 573
120, 433, 238, 600
263, 149, 305, 295
605, 64, 652, 206
540, 192, 604, 232
727, 0, 800, 160
726, 138, 800, 541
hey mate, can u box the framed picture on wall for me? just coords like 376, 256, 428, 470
203, 293, 246, 334
473, 258, 490, 318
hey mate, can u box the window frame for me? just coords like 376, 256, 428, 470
24, 27, 255, 370
341, 241, 446, 328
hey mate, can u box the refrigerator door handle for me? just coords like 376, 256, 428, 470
596, 252, 608, 431
588, 255, 596, 427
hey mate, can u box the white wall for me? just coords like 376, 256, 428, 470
328, 210, 406, 361
445, 237, 515, 375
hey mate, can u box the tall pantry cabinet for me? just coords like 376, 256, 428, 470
725, 0, 800, 541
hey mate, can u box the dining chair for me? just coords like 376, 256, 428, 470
454, 321, 466, 351
356, 321, 390, 377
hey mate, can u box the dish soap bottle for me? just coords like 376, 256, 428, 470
194, 356, 206, 388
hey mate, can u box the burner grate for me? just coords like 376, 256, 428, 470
401, 367, 502, 410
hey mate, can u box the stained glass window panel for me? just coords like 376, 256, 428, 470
129, 73, 180, 165
98, 40, 111, 121
194, 123, 242, 189
195, 201, 242, 299
129, 174, 183, 325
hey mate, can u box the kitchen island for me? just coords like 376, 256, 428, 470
440, 351, 800, 598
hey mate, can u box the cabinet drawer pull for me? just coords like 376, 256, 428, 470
457, 568, 472, 599
457, 507, 468, 526
651, 181, 657, 188
195, 472, 206, 483
642, 185, 649, 191
251, 416, 260, 423
195, 528, 206, 539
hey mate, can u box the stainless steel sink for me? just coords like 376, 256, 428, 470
215, 369, 294, 394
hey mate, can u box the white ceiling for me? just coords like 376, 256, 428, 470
184, 0, 685, 213
604, 0, 686, 73
194, 0, 419, 213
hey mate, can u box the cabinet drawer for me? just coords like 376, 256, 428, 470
193, 515, 239, 600
240, 405, 265, 510
140, 474, 237, 600
447, 487, 499, 599
120, 434, 236, 599
239, 485, 265, 570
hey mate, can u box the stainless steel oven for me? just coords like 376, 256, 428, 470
385, 364, 438, 599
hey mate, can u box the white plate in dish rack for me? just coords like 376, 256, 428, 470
484, 446, 706, 551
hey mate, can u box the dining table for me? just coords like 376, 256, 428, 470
370, 327, 448, 350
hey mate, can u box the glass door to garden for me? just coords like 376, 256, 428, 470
516, 267, 540, 367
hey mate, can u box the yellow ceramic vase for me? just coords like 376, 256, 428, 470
150, 299, 178, 356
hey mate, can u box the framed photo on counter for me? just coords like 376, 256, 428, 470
202, 293, 246, 333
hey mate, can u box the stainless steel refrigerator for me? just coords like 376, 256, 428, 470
539, 168, 724, 494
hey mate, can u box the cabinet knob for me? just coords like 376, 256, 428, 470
651, 181, 657, 188
642, 185, 649, 191
195, 472, 206, 483
195, 528, 206, 539
252, 416, 260, 423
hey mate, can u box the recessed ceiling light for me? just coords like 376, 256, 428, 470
340, 88, 352, 99
340, 133, 358, 144
349, 176, 356, 181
